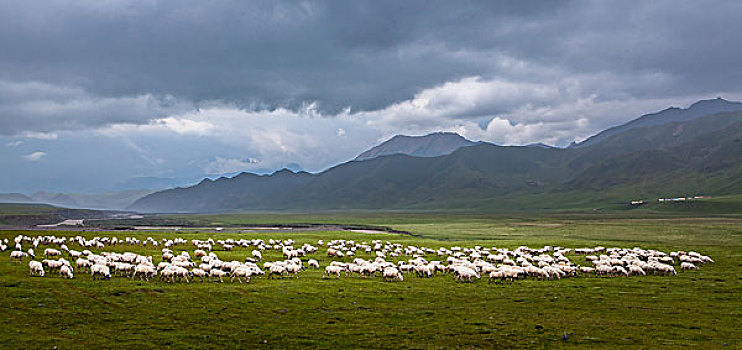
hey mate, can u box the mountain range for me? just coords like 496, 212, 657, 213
354, 132, 477, 161
130, 98, 742, 213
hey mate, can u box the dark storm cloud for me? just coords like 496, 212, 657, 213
0, 1, 741, 134
0, 1, 561, 124
3, 1, 742, 193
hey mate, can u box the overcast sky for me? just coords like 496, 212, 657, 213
2, 1, 742, 193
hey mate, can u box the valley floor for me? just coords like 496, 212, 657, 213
0, 214, 740, 348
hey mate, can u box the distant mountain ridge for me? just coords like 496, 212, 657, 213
574, 97, 742, 148
129, 98, 742, 213
0, 193, 37, 204
354, 132, 477, 161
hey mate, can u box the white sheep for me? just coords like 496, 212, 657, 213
307, 259, 320, 269
59, 265, 74, 279
680, 262, 698, 271
29, 260, 45, 277
133, 264, 157, 281
628, 265, 646, 276
191, 268, 207, 282
489, 270, 505, 283
268, 265, 287, 279
209, 269, 228, 283
44, 248, 61, 258
91, 264, 111, 280
230, 267, 251, 283
76, 258, 92, 272
10, 250, 27, 262
383, 267, 403, 282
252, 250, 263, 261
324, 265, 343, 278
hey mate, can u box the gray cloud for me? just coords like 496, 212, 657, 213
3, 1, 739, 126
1, 1, 742, 192
0, 80, 192, 135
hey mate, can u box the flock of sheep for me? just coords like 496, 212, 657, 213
3, 233, 713, 284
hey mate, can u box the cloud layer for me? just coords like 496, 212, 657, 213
1, 1, 742, 192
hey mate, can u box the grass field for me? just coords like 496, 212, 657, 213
0, 214, 740, 348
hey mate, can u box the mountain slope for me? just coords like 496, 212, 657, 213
130, 101, 742, 213
355, 132, 477, 161
0, 193, 37, 204
574, 97, 742, 148
130, 143, 572, 212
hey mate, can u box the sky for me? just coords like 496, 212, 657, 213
2, 1, 742, 193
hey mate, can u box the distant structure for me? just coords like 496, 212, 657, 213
658, 195, 709, 203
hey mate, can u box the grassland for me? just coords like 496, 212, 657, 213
0, 213, 740, 349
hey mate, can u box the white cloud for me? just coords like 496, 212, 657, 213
6, 141, 22, 147
154, 117, 214, 136
355, 75, 739, 146
86, 73, 741, 179
24, 151, 47, 161
24, 131, 58, 140
200, 156, 260, 175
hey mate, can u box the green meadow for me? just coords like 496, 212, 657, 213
0, 212, 740, 348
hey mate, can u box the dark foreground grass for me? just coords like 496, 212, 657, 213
0, 216, 740, 349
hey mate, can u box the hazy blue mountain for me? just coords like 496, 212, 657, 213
31, 192, 80, 208
28, 190, 154, 210
0, 193, 37, 204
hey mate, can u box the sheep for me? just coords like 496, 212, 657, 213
654, 263, 677, 276
194, 249, 207, 259
252, 250, 263, 261
59, 265, 74, 279
10, 250, 27, 262
113, 262, 135, 277
43, 259, 64, 272
133, 264, 157, 281
91, 264, 111, 280
489, 270, 505, 283
268, 265, 287, 279
209, 269, 228, 283
74, 258, 92, 272
628, 265, 646, 276
307, 259, 320, 269
578, 267, 595, 276
285, 263, 301, 278
191, 268, 207, 282
230, 267, 251, 283
454, 267, 480, 283
681, 262, 698, 271
324, 265, 343, 278
173, 266, 191, 283
612, 266, 629, 277
414, 264, 434, 278
383, 267, 403, 282
44, 248, 61, 258
29, 260, 45, 277
159, 267, 176, 283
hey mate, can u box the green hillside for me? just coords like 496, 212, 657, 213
130, 110, 742, 213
